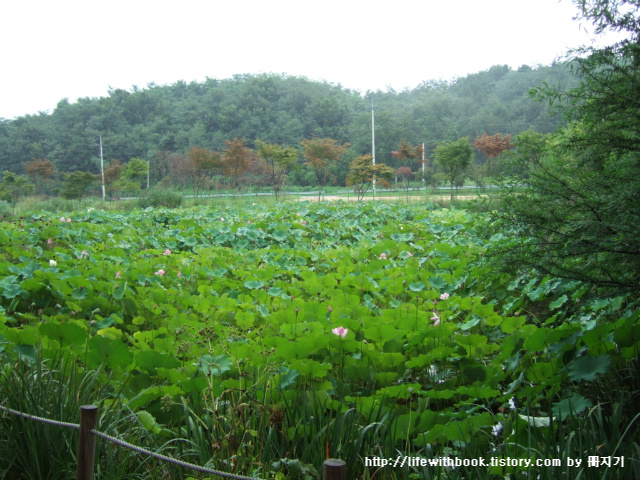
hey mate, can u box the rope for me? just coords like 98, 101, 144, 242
0, 403, 262, 480
91, 429, 261, 480
0, 404, 80, 430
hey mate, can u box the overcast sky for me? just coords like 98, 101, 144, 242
0, 0, 622, 120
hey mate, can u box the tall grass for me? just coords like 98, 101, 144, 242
0, 355, 185, 480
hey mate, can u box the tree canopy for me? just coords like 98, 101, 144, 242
0, 64, 577, 187
492, 0, 640, 293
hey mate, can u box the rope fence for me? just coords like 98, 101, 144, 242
0, 403, 345, 480
0, 403, 80, 430
90, 428, 261, 480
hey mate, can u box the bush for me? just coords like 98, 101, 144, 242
136, 189, 183, 209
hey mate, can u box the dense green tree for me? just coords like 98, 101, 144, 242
500, 129, 549, 183
60, 171, 97, 199
120, 158, 149, 189
434, 138, 474, 201
0, 171, 34, 207
492, 0, 640, 292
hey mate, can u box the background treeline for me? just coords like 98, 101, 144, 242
0, 62, 576, 192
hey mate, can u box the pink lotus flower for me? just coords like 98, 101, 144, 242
81, 250, 88, 258
66, 218, 72, 223
440, 293, 450, 300
115, 271, 121, 279
177, 271, 182, 278
163, 248, 171, 256
379, 252, 387, 260
220, 217, 224, 221
47, 238, 52, 245
302, 221, 307, 226
60, 216, 65, 222
332, 326, 348, 338
431, 315, 440, 326
327, 305, 333, 313
154, 269, 165, 276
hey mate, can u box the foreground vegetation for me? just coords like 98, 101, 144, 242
0, 201, 638, 479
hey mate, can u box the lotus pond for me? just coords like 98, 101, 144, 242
0, 202, 638, 479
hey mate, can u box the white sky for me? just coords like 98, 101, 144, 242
0, 0, 621, 120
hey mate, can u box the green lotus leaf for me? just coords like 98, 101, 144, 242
39, 322, 86, 346
567, 354, 611, 382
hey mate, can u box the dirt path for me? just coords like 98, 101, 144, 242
299, 194, 484, 202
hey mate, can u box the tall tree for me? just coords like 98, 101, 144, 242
395, 167, 413, 196
103, 159, 124, 198
256, 140, 298, 200
120, 158, 149, 189
434, 138, 474, 201
492, 0, 640, 292
392, 140, 424, 187
346, 155, 394, 200
60, 171, 97, 199
391, 140, 423, 166
222, 138, 254, 189
300, 137, 349, 200
473, 133, 513, 184
168, 154, 194, 192
150, 150, 173, 185
187, 147, 221, 197
23, 159, 55, 195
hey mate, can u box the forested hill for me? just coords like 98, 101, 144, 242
0, 62, 576, 174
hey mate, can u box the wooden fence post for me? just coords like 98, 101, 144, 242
323, 459, 346, 480
76, 405, 98, 480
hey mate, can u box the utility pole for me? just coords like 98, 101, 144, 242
422, 142, 426, 186
371, 96, 376, 195
99, 136, 105, 201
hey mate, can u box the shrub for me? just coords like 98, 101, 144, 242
136, 189, 183, 209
